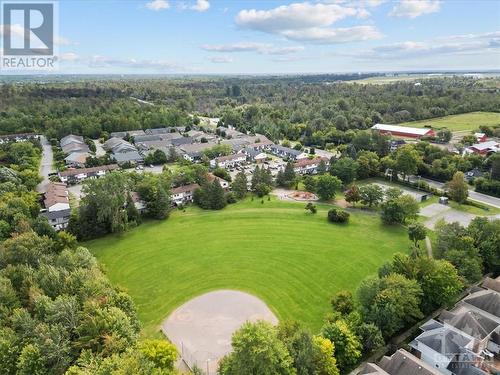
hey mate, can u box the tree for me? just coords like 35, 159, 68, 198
356, 151, 380, 179
394, 145, 420, 180
344, 184, 361, 207
277, 321, 319, 375
467, 217, 500, 273
446, 171, 468, 203
353, 323, 384, 354
331, 291, 354, 315
408, 222, 426, 247
138, 339, 177, 371
321, 320, 361, 373
303, 176, 317, 193
232, 172, 248, 199
311, 336, 340, 375
315, 175, 341, 201
359, 184, 384, 207
330, 157, 358, 185
278, 162, 296, 188
148, 186, 170, 219
210, 180, 227, 210
334, 115, 348, 131
381, 194, 419, 225
145, 149, 167, 165
255, 182, 272, 197
17, 344, 46, 375
417, 258, 463, 313
357, 273, 423, 338
218, 321, 295, 375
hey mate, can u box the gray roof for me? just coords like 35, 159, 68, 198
133, 134, 162, 143
270, 144, 302, 156
60, 134, 84, 147
109, 131, 127, 139
441, 310, 498, 340
464, 290, 500, 318
145, 127, 170, 135
42, 208, 71, 221
112, 151, 143, 163
379, 349, 441, 375
171, 137, 194, 146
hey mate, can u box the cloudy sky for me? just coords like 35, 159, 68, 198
4, 0, 500, 74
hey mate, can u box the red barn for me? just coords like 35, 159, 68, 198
371, 124, 435, 139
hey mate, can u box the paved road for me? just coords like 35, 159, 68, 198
36, 135, 55, 193
414, 176, 500, 209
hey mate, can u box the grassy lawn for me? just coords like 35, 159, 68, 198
86, 197, 409, 337
399, 112, 500, 132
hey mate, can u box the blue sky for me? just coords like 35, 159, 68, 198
5, 0, 500, 74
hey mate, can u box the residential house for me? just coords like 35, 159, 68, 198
112, 151, 143, 165
60, 134, 85, 148
58, 164, 118, 184
109, 131, 128, 139
217, 126, 247, 139
210, 153, 247, 169
145, 127, 170, 135
359, 349, 441, 375
207, 173, 230, 190
171, 137, 194, 147
40, 182, 71, 231
130, 192, 147, 214
179, 142, 217, 162
171, 183, 200, 206
243, 147, 267, 164
133, 134, 163, 143
465, 141, 499, 156
409, 278, 500, 375
269, 145, 308, 160
64, 152, 90, 168
222, 138, 253, 152
293, 157, 329, 175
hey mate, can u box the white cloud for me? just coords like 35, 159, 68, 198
192, 0, 210, 12
281, 25, 382, 43
389, 0, 440, 18
208, 55, 233, 63
201, 42, 304, 55
235, 2, 382, 44
146, 0, 170, 11
347, 31, 500, 60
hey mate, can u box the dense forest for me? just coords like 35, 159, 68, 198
0, 76, 498, 145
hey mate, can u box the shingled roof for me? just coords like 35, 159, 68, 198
378, 349, 441, 375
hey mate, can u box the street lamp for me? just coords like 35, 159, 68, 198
206, 359, 211, 375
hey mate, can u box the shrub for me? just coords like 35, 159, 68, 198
327, 208, 350, 223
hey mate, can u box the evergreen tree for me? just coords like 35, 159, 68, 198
126, 193, 141, 224
210, 180, 227, 210
232, 172, 248, 199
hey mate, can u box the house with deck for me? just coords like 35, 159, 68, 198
40, 182, 71, 231
171, 183, 200, 206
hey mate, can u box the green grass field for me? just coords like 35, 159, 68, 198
399, 112, 500, 132
86, 198, 409, 337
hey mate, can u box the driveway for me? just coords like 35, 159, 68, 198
422, 203, 500, 229
93, 139, 106, 157
412, 176, 500, 209
36, 135, 54, 193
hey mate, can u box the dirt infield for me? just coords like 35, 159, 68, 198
162, 290, 278, 373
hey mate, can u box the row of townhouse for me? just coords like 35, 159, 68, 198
103, 137, 144, 165
58, 164, 119, 184
293, 157, 330, 175
60, 134, 91, 168
39, 182, 71, 231
359, 277, 500, 375
268, 144, 309, 161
